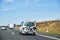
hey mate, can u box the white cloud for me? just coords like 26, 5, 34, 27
24, 0, 40, 6
5, 0, 14, 2
34, 0, 40, 2
0, 8, 9, 11
0, 7, 15, 11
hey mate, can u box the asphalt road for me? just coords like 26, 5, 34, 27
0, 29, 59, 40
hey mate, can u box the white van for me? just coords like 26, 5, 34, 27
19, 21, 36, 35
8, 24, 14, 29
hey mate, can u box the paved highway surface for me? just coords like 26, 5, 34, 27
0, 29, 59, 40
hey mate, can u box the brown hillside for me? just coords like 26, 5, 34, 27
36, 20, 60, 34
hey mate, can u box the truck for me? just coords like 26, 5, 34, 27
19, 21, 36, 35
8, 24, 15, 29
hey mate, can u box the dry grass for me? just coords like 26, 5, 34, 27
14, 27, 20, 30
36, 20, 60, 35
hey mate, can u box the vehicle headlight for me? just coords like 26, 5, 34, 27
23, 27, 28, 32
23, 27, 28, 30
24, 27, 28, 30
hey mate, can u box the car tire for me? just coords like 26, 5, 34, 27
19, 32, 21, 34
33, 33, 36, 35
19, 30, 24, 35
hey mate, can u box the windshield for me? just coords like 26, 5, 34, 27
24, 22, 34, 26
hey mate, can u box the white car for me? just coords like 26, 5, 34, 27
19, 21, 36, 35
1, 26, 7, 30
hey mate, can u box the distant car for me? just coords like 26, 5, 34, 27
1, 26, 7, 30
19, 21, 36, 35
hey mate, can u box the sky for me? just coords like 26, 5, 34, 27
0, 0, 60, 25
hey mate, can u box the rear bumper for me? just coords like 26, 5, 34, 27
9, 28, 13, 29
1, 27, 6, 29
1, 28, 6, 30
21, 32, 35, 35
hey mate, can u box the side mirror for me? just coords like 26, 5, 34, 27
20, 21, 24, 26
33, 27, 36, 30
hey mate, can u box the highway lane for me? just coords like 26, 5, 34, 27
0, 30, 57, 40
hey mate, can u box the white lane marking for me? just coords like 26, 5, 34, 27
11, 32, 15, 35
36, 33, 60, 40
7, 29, 16, 35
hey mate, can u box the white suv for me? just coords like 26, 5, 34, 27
19, 21, 36, 35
